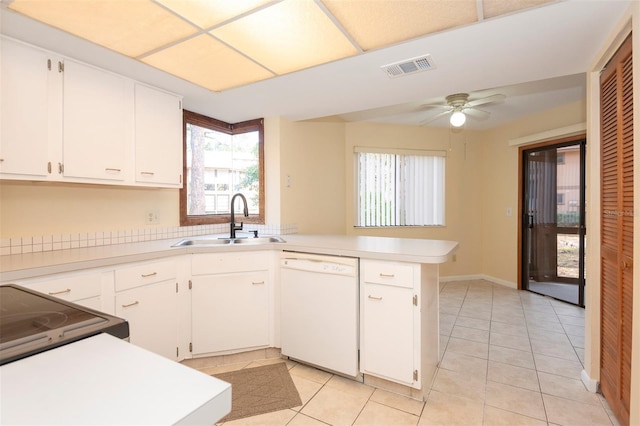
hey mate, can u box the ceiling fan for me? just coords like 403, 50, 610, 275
419, 93, 506, 127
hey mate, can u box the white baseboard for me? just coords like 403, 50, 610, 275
581, 369, 599, 393
439, 274, 483, 282
480, 274, 517, 289
440, 274, 517, 289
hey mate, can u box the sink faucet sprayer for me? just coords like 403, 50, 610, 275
230, 193, 249, 238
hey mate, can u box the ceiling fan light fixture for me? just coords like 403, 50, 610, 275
450, 110, 466, 127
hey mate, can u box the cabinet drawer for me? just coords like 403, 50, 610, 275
191, 252, 269, 275
115, 259, 176, 292
361, 260, 414, 288
21, 272, 102, 302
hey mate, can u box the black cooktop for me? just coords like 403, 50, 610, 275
0, 284, 129, 365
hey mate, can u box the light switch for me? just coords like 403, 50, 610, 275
506, 207, 512, 217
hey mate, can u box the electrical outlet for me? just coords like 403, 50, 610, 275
145, 210, 159, 224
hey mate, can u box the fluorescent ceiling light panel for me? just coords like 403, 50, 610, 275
142, 34, 274, 92
482, 0, 556, 19
321, 0, 478, 51
7, 0, 559, 93
8, 0, 198, 57
210, 0, 358, 75
155, 0, 274, 30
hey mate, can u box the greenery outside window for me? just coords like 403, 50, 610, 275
355, 147, 445, 227
180, 110, 264, 226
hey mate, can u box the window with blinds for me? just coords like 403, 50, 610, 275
355, 148, 445, 227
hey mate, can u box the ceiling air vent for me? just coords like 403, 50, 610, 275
381, 54, 436, 78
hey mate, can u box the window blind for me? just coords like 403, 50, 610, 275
356, 150, 445, 227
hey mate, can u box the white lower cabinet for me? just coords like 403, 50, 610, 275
115, 280, 178, 360
190, 252, 271, 356
114, 259, 182, 361
362, 282, 416, 384
191, 271, 269, 354
360, 259, 424, 389
14, 269, 113, 314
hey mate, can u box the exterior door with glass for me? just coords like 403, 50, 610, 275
521, 139, 586, 306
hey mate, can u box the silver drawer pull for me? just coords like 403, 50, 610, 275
122, 301, 139, 308
48, 288, 71, 296
379, 273, 395, 278
140, 171, 155, 176
141, 272, 158, 278
105, 168, 121, 173
368, 295, 383, 300
252, 281, 265, 285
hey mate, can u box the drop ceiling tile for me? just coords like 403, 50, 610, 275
321, 0, 478, 51
482, 0, 556, 19
210, 0, 358, 75
141, 34, 274, 92
8, 0, 198, 58
155, 0, 274, 30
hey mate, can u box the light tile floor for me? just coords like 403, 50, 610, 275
188, 279, 620, 426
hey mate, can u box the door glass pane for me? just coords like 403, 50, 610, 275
522, 141, 585, 306
557, 233, 579, 278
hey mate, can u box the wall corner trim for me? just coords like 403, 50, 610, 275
581, 369, 600, 393
508, 123, 587, 147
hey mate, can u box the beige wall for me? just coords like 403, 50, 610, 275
342, 122, 484, 278
278, 119, 346, 234
479, 100, 586, 285
0, 180, 178, 236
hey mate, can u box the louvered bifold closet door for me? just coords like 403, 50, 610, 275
599, 33, 633, 426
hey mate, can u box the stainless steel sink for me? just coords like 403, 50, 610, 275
232, 236, 286, 244
172, 236, 285, 247
171, 239, 231, 247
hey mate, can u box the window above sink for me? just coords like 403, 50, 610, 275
180, 111, 265, 227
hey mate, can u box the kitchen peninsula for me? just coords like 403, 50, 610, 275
0, 234, 458, 281
0, 234, 458, 399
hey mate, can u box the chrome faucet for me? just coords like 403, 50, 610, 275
229, 193, 249, 238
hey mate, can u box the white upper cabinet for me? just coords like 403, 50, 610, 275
134, 84, 183, 187
0, 37, 183, 188
62, 59, 130, 182
0, 38, 54, 177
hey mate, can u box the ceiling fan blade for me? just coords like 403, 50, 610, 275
466, 93, 506, 108
417, 104, 452, 111
463, 107, 490, 120
419, 110, 451, 125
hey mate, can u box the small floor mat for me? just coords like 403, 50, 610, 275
213, 362, 302, 422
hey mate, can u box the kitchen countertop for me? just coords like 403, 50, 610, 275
0, 333, 231, 425
0, 234, 458, 282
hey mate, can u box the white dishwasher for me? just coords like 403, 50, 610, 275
280, 252, 359, 377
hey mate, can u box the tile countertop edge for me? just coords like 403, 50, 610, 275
0, 235, 459, 282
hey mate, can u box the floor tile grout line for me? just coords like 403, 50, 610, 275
518, 288, 551, 424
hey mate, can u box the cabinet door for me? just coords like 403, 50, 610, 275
62, 59, 129, 181
116, 281, 178, 360
361, 283, 415, 385
192, 271, 269, 354
0, 38, 51, 177
134, 84, 182, 186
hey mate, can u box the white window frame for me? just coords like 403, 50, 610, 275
354, 147, 446, 227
